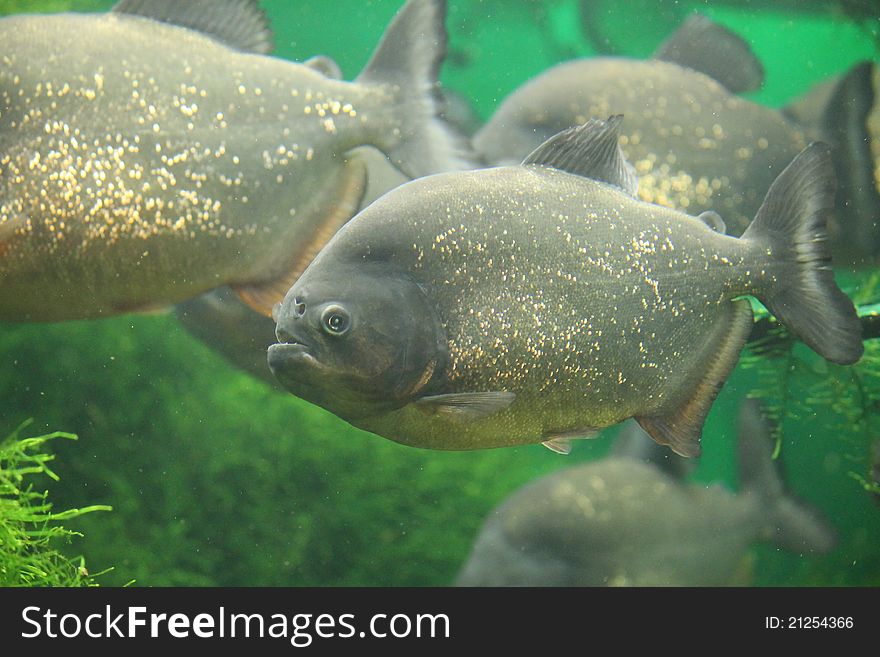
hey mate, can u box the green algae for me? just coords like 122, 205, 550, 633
0, 423, 111, 586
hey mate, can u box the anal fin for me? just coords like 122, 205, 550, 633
636, 299, 754, 457
234, 157, 367, 317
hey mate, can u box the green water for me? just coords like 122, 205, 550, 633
0, 0, 878, 586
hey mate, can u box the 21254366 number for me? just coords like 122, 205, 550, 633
765, 617, 854, 629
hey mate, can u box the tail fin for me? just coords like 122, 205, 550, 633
742, 142, 863, 365
737, 399, 837, 555
356, 0, 474, 177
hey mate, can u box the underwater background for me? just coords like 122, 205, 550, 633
0, 0, 878, 586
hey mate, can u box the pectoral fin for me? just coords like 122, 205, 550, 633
414, 391, 516, 422
234, 158, 367, 317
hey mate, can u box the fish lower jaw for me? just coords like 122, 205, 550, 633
267, 342, 322, 373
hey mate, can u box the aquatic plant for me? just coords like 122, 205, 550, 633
742, 271, 880, 476
0, 0, 110, 15
735, 269, 880, 585
0, 423, 111, 586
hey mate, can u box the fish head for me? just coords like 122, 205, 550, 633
268, 262, 448, 420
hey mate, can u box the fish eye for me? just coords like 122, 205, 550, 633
320, 305, 351, 336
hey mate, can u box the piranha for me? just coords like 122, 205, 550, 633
0, 0, 471, 322
268, 116, 863, 457
473, 15, 879, 264
454, 400, 837, 587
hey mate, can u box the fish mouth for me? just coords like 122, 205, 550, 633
274, 335, 309, 349
267, 341, 321, 376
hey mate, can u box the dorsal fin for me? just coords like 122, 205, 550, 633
522, 115, 638, 197
304, 56, 343, 80
653, 14, 764, 93
112, 0, 274, 54
735, 399, 783, 498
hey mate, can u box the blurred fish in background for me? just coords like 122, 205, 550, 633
455, 399, 836, 586
578, 0, 880, 57
475, 14, 880, 265
0, 0, 473, 322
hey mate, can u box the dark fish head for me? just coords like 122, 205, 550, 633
268, 262, 448, 421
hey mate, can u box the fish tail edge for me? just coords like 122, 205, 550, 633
355, 0, 476, 176
742, 142, 863, 365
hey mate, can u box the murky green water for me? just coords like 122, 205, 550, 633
0, 0, 878, 586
